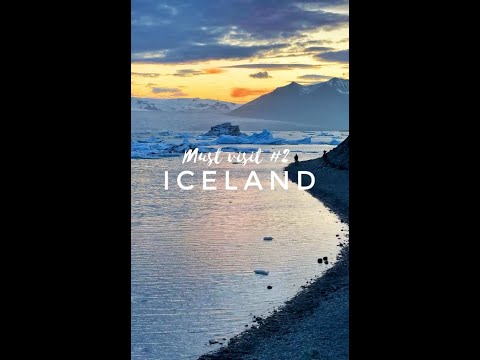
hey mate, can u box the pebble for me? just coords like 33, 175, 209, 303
254, 269, 269, 275
196, 160, 350, 360
267, 285, 273, 289
309, 349, 321, 359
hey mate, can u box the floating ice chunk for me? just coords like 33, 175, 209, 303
310, 138, 343, 145
170, 138, 194, 152
254, 269, 269, 275
214, 129, 311, 145
328, 138, 342, 145
136, 136, 160, 143
174, 132, 192, 138
221, 146, 259, 153
132, 128, 318, 159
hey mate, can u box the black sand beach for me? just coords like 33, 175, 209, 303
199, 137, 349, 360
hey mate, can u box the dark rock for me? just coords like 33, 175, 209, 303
323, 256, 328, 261
267, 285, 273, 289
322, 135, 350, 169
318, 258, 323, 263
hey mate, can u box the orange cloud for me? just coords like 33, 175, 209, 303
203, 68, 225, 74
231, 87, 271, 98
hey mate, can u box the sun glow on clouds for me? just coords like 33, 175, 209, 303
203, 68, 225, 74
231, 88, 272, 98
131, 1, 349, 103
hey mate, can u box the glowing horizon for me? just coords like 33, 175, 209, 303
131, 1, 349, 104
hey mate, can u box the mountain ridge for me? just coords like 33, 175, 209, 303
228, 78, 349, 129
131, 97, 240, 113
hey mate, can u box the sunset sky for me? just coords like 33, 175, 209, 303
131, 0, 349, 104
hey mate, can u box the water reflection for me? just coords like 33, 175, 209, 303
131, 152, 349, 359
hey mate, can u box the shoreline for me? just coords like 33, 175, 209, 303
199, 151, 349, 360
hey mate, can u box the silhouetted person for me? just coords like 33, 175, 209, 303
323, 149, 329, 164
294, 153, 299, 164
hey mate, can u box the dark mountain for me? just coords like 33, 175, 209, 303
228, 78, 349, 130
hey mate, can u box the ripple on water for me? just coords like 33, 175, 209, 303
131, 153, 348, 360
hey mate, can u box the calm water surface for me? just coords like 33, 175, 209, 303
131, 151, 349, 359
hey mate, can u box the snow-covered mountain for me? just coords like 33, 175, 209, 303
131, 97, 240, 113
229, 78, 349, 129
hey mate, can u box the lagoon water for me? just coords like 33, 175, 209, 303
131, 112, 349, 359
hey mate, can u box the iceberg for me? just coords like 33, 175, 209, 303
328, 138, 342, 145
174, 132, 192, 138
203, 122, 244, 137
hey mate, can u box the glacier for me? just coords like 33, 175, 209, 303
131, 97, 240, 113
